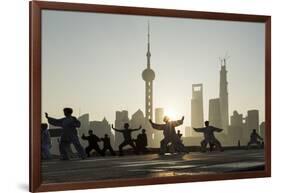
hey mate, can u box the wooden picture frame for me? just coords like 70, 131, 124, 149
30, 1, 271, 192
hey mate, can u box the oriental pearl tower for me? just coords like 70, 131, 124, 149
142, 22, 155, 121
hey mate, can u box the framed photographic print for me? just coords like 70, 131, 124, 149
30, 1, 271, 192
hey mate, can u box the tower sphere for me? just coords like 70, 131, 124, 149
142, 68, 155, 81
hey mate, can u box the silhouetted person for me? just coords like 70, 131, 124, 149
41, 123, 52, 160
247, 129, 263, 148
238, 140, 241, 148
150, 116, 187, 155
45, 108, 86, 160
193, 121, 223, 152
112, 123, 141, 156
82, 130, 104, 157
177, 130, 183, 140
101, 134, 116, 156
135, 129, 148, 154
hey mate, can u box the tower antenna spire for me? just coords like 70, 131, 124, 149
146, 20, 151, 69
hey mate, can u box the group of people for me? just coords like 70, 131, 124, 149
41, 107, 264, 161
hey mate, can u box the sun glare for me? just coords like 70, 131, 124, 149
164, 109, 178, 121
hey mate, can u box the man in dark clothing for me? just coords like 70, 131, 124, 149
135, 129, 148, 154
100, 134, 116, 156
45, 108, 86, 160
82, 130, 104, 157
112, 123, 141, 156
149, 116, 187, 155
247, 129, 263, 148
193, 121, 223, 152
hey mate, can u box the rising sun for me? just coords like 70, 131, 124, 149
164, 108, 178, 121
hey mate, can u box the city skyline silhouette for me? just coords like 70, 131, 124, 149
41, 10, 265, 130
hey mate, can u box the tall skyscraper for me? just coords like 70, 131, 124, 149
228, 110, 244, 145
142, 22, 155, 121
209, 98, 222, 128
114, 110, 129, 148
154, 108, 164, 145
219, 59, 229, 133
259, 121, 265, 138
245, 110, 259, 138
191, 84, 204, 136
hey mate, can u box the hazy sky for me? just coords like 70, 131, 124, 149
42, 10, 265, 129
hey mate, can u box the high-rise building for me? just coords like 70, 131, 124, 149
89, 117, 113, 140
209, 98, 222, 128
142, 22, 155, 121
153, 108, 164, 145
259, 121, 265, 138
114, 110, 129, 148
191, 83, 204, 136
245, 110, 259, 138
130, 109, 146, 139
219, 60, 229, 133
228, 110, 244, 145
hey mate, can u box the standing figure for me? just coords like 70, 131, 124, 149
112, 123, 141, 156
149, 116, 187, 155
41, 123, 52, 160
177, 130, 183, 140
101, 134, 116, 156
45, 108, 86, 160
82, 130, 104, 157
247, 129, 263, 148
193, 121, 223, 152
135, 129, 148, 154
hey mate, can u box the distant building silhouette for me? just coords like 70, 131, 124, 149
259, 121, 265, 138
228, 110, 244, 145
89, 117, 113, 142
219, 60, 229, 133
245, 110, 259, 140
153, 108, 165, 146
209, 98, 222, 128
185, 126, 191, 137
130, 109, 146, 139
191, 84, 204, 136
114, 110, 129, 148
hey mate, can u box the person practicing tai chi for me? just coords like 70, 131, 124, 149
82, 130, 104, 157
45, 108, 87, 160
41, 123, 52, 160
149, 116, 187, 155
112, 123, 141, 156
135, 129, 148, 154
100, 134, 116, 156
193, 121, 223, 152
247, 129, 263, 149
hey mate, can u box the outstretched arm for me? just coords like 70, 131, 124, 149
193, 127, 205, 132
111, 124, 122, 132
45, 112, 63, 127
257, 134, 263, 141
171, 116, 184, 127
132, 125, 142, 131
149, 119, 165, 130
81, 134, 88, 140
213, 127, 223, 132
